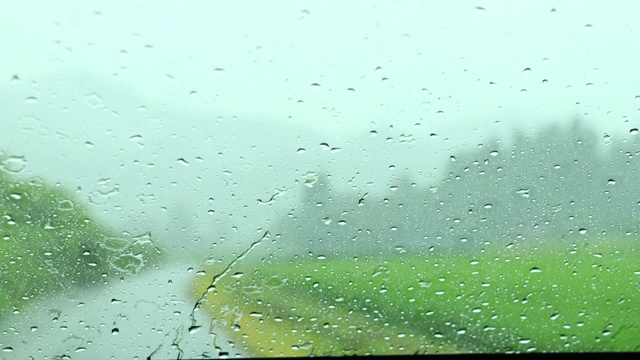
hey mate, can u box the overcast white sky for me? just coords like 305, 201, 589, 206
2, 0, 640, 252
3, 1, 639, 132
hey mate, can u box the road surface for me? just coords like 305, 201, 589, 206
1, 264, 244, 359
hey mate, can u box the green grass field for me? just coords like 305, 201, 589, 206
193, 238, 640, 356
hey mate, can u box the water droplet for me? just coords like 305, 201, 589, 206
530, 267, 542, 273
57, 199, 74, 211
265, 276, 287, 288
630, 128, 639, 135
484, 204, 493, 209
303, 172, 317, 187
101, 237, 131, 251
372, 265, 390, 278
399, 133, 414, 143
88, 180, 119, 205
110, 253, 144, 274
84, 92, 104, 108
607, 179, 616, 185
1, 156, 27, 173
112, 328, 119, 335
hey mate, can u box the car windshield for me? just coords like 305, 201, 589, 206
1, 1, 639, 358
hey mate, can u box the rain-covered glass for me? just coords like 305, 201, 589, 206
2, 1, 639, 358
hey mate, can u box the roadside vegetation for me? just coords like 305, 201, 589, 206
0, 152, 163, 318
193, 119, 640, 355
195, 238, 639, 356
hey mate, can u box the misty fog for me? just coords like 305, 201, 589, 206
2, 1, 640, 358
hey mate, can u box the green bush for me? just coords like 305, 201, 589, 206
0, 159, 163, 317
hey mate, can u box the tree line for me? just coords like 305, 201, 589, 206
269, 118, 640, 258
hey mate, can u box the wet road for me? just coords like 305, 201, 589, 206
1, 264, 244, 359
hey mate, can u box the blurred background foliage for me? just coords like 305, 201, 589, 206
269, 119, 640, 259
0, 151, 163, 318
195, 119, 640, 355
